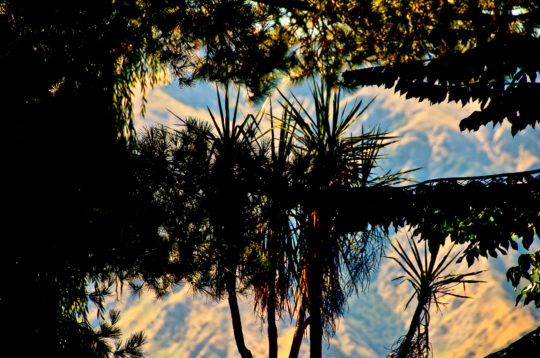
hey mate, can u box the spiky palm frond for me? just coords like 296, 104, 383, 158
388, 236, 484, 311
270, 79, 408, 350
251, 97, 299, 316
277, 80, 410, 191
387, 234, 484, 358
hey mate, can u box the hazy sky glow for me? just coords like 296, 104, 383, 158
134, 80, 540, 180
122, 80, 540, 358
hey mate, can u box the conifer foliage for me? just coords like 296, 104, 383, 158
3, 1, 539, 356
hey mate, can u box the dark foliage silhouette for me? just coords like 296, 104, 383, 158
3, 1, 539, 356
387, 235, 483, 358
278, 80, 410, 358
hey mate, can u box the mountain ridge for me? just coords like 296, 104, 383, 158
119, 83, 540, 357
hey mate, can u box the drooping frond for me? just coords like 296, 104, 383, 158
387, 232, 484, 358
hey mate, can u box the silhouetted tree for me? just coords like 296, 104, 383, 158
279, 79, 410, 358
134, 81, 411, 357
251, 103, 298, 358
387, 235, 483, 358
4, 1, 538, 356
136, 87, 266, 358
3, 2, 177, 355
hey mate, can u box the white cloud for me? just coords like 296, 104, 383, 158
516, 145, 540, 171
133, 86, 212, 133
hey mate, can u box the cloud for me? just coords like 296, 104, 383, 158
516, 145, 540, 171
133, 86, 211, 133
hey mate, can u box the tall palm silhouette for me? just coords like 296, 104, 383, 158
250, 101, 299, 358
279, 80, 407, 358
387, 234, 484, 358
137, 80, 409, 358
193, 86, 264, 358
137, 86, 262, 358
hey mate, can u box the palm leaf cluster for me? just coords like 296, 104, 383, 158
276, 81, 411, 357
134, 79, 409, 358
387, 235, 484, 358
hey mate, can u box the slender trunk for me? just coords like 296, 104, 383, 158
289, 296, 309, 358
227, 274, 253, 358
268, 278, 278, 358
308, 209, 323, 358
398, 246, 439, 357
308, 257, 322, 358
306, 210, 323, 358
397, 294, 428, 358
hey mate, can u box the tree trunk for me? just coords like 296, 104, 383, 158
227, 274, 253, 358
397, 294, 428, 358
308, 257, 322, 358
398, 246, 439, 358
308, 209, 323, 358
289, 296, 309, 358
268, 278, 278, 358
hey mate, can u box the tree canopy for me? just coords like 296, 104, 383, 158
3, 0, 539, 357
5, 1, 538, 134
